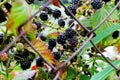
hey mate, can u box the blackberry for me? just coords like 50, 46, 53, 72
20, 58, 31, 70
68, 19, 75, 27
0, 32, 4, 44
70, 0, 82, 7
68, 36, 78, 47
48, 38, 56, 47
36, 57, 44, 67
53, 51, 61, 60
112, 30, 119, 39
91, 0, 103, 9
65, 5, 76, 16
0, 8, 7, 23
58, 19, 65, 27
21, 49, 30, 58
40, 35, 46, 41
52, 9, 61, 18
44, 7, 53, 14
65, 28, 76, 39
39, 12, 48, 21
33, 21, 41, 30
57, 33, 66, 45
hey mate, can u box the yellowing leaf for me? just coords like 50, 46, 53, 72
30, 38, 56, 65
6, 0, 32, 35
47, 32, 59, 39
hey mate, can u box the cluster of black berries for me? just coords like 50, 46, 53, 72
39, 7, 62, 21
57, 28, 78, 50
14, 49, 35, 70
65, 0, 82, 16
91, 0, 103, 9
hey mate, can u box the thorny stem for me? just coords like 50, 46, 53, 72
22, 36, 57, 70
89, 0, 120, 34
0, 1, 51, 55
58, 0, 90, 32
90, 40, 119, 71
57, 33, 94, 71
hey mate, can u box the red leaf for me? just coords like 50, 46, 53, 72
52, 0, 60, 7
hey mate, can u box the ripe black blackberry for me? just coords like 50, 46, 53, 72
36, 57, 44, 67
70, 55, 77, 63
91, 0, 103, 9
53, 51, 61, 60
40, 35, 46, 41
39, 12, 48, 21
33, 21, 41, 30
48, 45, 54, 51
21, 49, 30, 58
65, 5, 76, 16
58, 19, 65, 27
70, 0, 82, 7
48, 38, 56, 47
57, 33, 66, 45
52, 9, 61, 18
112, 30, 119, 39
44, 7, 53, 14
20, 58, 31, 70
65, 28, 76, 39
68, 36, 78, 47
0, 32, 4, 44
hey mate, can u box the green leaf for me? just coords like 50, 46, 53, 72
6, 0, 32, 36
13, 70, 37, 80
89, 5, 119, 34
66, 67, 77, 80
80, 74, 90, 80
80, 24, 120, 56
91, 60, 120, 80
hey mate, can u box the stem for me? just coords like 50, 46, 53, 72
90, 40, 119, 71
89, 0, 120, 34
58, 0, 90, 32
22, 36, 57, 70
57, 33, 94, 71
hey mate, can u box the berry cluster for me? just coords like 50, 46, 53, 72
91, 0, 103, 9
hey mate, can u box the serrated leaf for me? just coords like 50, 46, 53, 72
13, 70, 37, 80
30, 38, 56, 65
89, 5, 119, 34
6, 0, 32, 36
91, 60, 120, 80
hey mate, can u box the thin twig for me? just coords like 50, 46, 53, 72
0, 1, 51, 55
89, 0, 120, 34
53, 71, 61, 80
90, 40, 119, 71
22, 36, 57, 70
57, 33, 94, 71
58, 0, 90, 32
